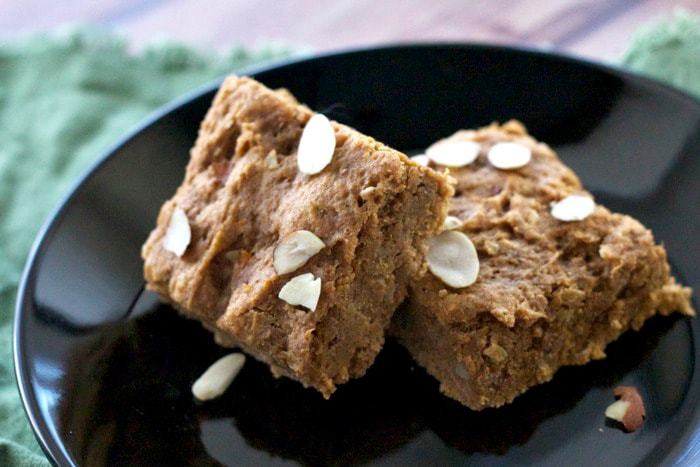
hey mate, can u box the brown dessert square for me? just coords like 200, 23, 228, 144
142, 76, 452, 397
390, 121, 694, 410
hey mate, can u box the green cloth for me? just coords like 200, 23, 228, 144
1, 10, 700, 464
622, 10, 700, 98
0, 29, 289, 466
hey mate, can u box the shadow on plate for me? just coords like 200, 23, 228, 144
56, 298, 679, 466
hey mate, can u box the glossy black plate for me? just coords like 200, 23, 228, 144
14, 44, 700, 466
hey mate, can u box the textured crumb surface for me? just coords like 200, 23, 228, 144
142, 76, 452, 397
390, 121, 695, 410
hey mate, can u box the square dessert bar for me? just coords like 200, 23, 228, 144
390, 121, 694, 410
142, 76, 452, 397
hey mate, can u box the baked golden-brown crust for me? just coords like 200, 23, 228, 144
390, 121, 694, 410
142, 76, 453, 397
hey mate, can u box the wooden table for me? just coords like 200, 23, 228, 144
2, 0, 699, 61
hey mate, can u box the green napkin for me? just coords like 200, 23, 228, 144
623, 10, 700, 98
1, 11, 699, 465
0, 29, 289, 466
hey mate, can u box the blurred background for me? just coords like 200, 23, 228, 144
2, 0, 699, 60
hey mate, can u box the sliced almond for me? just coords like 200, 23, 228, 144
411, 154, 430, 166
487, 142, 532, 169
442, 215, 462, 231
192, 353, 246, 401
605, 400, 631, 423
273, 230, 325, 275
551, 195, 596, 221
427, 230, 479, 288
264, 150, 280, 169
605, 386, 646, 432
163, 207, 191, 257
360, 186, 376, 197
278, 273, 322, 311
297, 114, 336, 175
426, 140, 480, 167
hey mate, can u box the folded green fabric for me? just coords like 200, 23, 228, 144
1, 11, 699, 465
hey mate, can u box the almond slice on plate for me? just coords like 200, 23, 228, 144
192, 353, 246, 401
297, 114, 336, 175
427, 230, 479, 288
605, 386, 646, 432
163, 207, 191, 257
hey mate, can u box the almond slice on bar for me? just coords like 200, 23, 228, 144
411, 154, 430, 166
273, 230, 325, 275
278, 272, 322, 311
163, 206, 191, 257
265, 149, 280, 169
192, 353, 246, 401
297, 114, 336, 175
427, 230, 479, 288
551, 195, 596, 221
360, 186, 376, 197
487, 142, 532, 169
426, 140, 480, 167
442, 215, 462, 231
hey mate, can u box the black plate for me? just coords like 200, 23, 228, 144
14, 44, 700, 466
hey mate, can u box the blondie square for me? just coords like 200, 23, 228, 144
390, 121, 694, 410
142, 76, 452, 397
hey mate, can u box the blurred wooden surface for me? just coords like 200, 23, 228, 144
1, 0, 699, 61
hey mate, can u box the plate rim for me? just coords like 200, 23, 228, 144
12, 41, 700, 466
